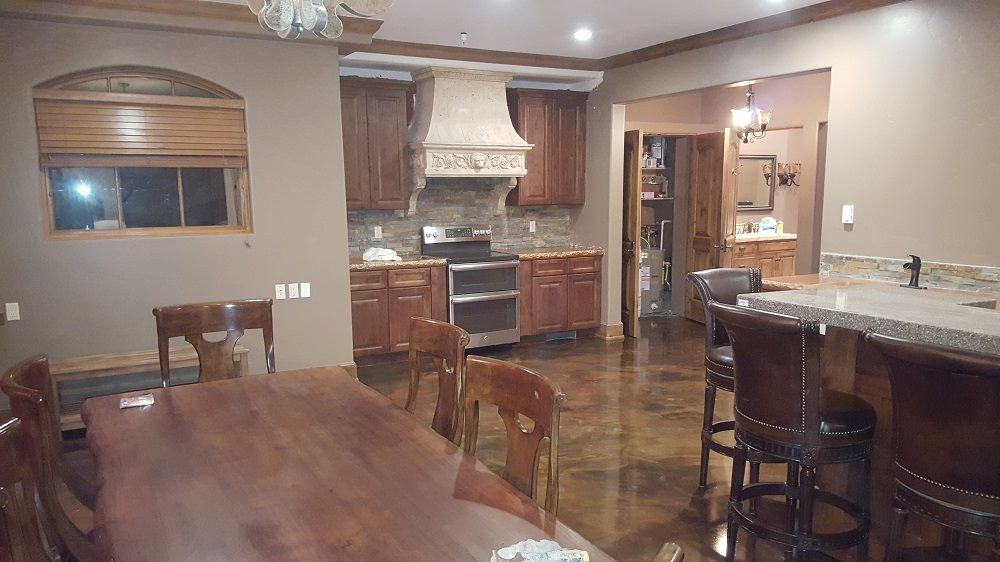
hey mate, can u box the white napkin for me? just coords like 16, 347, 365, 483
362, 247, 403, 262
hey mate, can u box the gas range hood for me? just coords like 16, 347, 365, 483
406, 67, 532, 214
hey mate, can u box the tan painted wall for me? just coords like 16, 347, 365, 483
576, 0, 1000, 327
0, 18, 354, 375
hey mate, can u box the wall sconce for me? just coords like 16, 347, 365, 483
761, 162, 773, 184
776, 163, 801, 187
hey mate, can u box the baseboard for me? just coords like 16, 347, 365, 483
338, 361, 359, 379
597, 322, 625, 341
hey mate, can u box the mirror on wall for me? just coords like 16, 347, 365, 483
736, 154, 776, 211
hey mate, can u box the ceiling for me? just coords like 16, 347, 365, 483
206, 0, 832, 59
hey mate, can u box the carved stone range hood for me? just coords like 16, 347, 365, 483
407, 67, 532, 214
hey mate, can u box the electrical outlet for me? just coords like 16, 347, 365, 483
4, 303, 20, 321
300, 282, 311, 298
529, 220, 536, 233
288, 283, 300, 299
374, 226, 383, 240
274, 284, 286, 300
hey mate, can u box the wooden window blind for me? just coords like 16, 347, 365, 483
33, 91, 247, 166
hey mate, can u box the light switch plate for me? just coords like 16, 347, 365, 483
4, 303, 20, 321
529, 220, 536, 233
274, 284, 286, 300
288, 283, 300, 299
374, 226, 383, 240
300, 282, 311, 298
841, 204, 855, 224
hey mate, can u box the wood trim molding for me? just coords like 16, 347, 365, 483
357, 0, 905, 71
597, 323, 626, 342
338, 362, 359, 380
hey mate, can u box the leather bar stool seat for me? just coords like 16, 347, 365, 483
818, 390, 876, 439
705, 344, 735, 391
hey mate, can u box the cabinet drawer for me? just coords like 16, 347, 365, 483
388, 267, 430, 288
758, 240, 797, 252
532, 259, 568, 277
350, 271, 387, 291
568, 256, 601, 274
733, 257, 758, 269
733, 243, 756, 257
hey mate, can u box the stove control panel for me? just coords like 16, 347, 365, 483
422, 225, 492, 244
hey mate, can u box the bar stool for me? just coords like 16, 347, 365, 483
709, 302, 875, 561
687, 268, 763, 488
866, 332, 1000, 561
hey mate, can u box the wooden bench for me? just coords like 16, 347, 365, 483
50, 346, 249, 431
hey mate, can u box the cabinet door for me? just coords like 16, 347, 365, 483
552, 96, 586, 205
340, 85, 370, 210
531, 275, 568, 333
366, 86, 409, 210
388, 286, 433, 353
567, 273, 600, 330
775, 253, 796, 277
758, 256, 776, 278
351, 289, 388, 357
513, 93, 551, 205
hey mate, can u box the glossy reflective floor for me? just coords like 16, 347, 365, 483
360, 316, 878, 562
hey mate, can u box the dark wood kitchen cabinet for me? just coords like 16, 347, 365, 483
341, 77, 410, 211
507, 89, 588, 206
520, 255, 602, 336
350, 266, 445, 358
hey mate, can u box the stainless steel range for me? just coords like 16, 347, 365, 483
421, 226, 519, 349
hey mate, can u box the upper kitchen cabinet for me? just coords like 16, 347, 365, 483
341, 77, 411, 211
507, 89, 588, 206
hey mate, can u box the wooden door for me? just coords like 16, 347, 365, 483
683, 130, 739, 321
622, 130, 642, 337
513, 92, 551, 205
387, 286, 432, 353
366, 86, 409, 210
567, 273, 601, 329
553, 95, 586, 204
340, 85, 369, 210
351, 289, 389, 356
531, 275, 568, 333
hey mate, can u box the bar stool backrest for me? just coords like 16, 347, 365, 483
708, 301, 824, 447
688, 268, 762, 350
866, 332, 1000, 517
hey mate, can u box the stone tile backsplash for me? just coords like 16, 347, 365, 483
821, 253, 1000, 294
347, 178, 573, 255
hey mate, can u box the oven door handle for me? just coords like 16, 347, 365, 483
449, 261, 519, 272
450, 290, 520, 304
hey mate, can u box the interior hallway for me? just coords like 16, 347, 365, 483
361, 317, 874, 561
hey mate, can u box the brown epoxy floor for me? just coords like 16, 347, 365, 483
359, 316, 876, 562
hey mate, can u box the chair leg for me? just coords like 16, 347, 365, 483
748, 460, 761, 516
784, 461, 799, 561
886, 504, 907, 562
699, 383, 717, 489
944, 528, 963, 555
856, 457, 871, 562
726, 442, 748, 562
796, 465, 817, 560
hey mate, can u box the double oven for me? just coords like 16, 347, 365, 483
421, 226, 519, 349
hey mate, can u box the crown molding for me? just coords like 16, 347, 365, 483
366, 39, 604, 72
0, 0, 384, 52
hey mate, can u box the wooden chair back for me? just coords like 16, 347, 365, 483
404, 317, 470, 444
0, 417, 58, 562
1, 357, 93, 561
463, 356, 565, 514
153, 299, 275, 387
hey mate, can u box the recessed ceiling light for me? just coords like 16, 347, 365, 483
573, 28, 593, 41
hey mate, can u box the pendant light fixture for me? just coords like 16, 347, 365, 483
731, 85, 772, 144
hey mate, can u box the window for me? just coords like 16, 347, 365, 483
33, 67, 251, 238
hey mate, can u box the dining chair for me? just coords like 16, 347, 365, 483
865, 332, 1000, 561
462, 355, 565, 515
404, 317, 471, 445
153, 298, 275, 387
0, 417, 61, 562
2, 356, 94, 562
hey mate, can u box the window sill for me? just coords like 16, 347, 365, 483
46, 225, 253, 240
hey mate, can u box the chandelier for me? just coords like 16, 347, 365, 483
248, 0, 393, 40
731, 85, 772, 144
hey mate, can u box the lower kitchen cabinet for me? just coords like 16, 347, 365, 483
350, 266, 445, 358
732, 239, 797, 277
521, 256, 602, 336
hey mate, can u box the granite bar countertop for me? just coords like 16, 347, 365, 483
735, 233, 798, 242
497, 246, 605, 260
348, 255, 447, 272
741, 283, 1000, 355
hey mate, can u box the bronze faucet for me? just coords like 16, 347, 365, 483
902, 255, 927, 289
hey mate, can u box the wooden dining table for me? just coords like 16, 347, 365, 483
82, 367, 613, 561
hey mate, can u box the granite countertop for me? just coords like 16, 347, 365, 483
348, 255, 447, 272
735, 233, 798, 243
761, 274, 877, 292
498, 246, 605, 260
741, 283, 1000, 355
